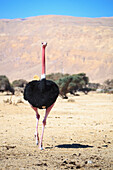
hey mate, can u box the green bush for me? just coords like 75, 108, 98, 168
0, 75, 14, 94
46, 72, 70, 81
12, 79, 28, 87
56, 73, 89, 99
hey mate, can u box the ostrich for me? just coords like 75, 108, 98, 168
24, 42, 59, 150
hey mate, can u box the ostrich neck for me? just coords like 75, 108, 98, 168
41, 46, 46, 79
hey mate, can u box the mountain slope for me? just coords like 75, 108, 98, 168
0, 15, 113, 83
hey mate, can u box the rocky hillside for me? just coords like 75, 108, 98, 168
0, 15, 113, 83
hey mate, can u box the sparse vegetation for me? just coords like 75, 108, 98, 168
12, 79, 28, 88
88, 83, 100, 91
56, 73, 89, 99
56, 75, 72, 99
102, 79, 113, 93
46, 73, 69, 81
1, 74, 113, 99
0, 75, 14, 94
12, 79, 28, 95
104, 79, 113, 88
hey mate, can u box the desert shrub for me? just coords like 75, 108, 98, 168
68, 73, 89, 95
100, 79, 113, 93
104, 79, 113, 88
88, 83, 100, 91
46, 73, 70, 81
56, 76, 72, 98
0, 75, 14, 94
12, 79, 28, 88
56, 73, 89, 98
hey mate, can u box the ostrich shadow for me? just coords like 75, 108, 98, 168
55, 143, 93, 149
45, 143, 93, 150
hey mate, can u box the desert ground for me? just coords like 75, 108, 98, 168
0, 92, 113, 169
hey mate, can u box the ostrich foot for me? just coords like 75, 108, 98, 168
40, 147, 43, 150
39, 143, 43, 150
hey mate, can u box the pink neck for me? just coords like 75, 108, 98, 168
42, 46, 46, 77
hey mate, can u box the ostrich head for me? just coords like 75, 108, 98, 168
42, 42, 47, 48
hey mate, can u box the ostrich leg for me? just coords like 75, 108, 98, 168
31, 106, 40, 145
39, 103, 54, 150
35, 110, 40, 145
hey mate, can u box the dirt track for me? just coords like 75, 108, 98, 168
0, 92, 113, 169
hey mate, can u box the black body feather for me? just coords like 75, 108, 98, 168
24, 79, 59, 109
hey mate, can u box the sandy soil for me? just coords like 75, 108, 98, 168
0, 92, 113, 170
